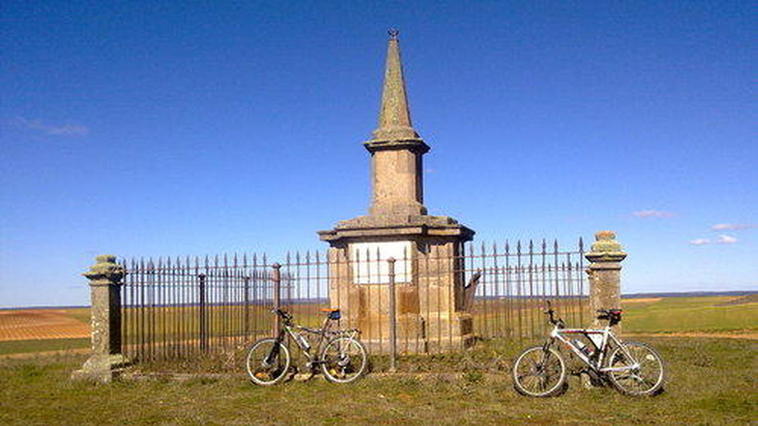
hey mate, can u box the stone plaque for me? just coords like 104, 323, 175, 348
350, 241, 412, 284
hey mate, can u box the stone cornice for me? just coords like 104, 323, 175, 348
318, 214, 474, 243
83, 254, 125, 285
363, 138, 430, 154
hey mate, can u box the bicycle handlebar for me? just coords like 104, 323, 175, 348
541, 300, 564, 327
271, 308, 293, 323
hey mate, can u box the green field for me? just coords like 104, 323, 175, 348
0, 338, 90, 356
623, 296, 757, 334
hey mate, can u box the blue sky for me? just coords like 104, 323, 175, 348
1, 1, 755, 307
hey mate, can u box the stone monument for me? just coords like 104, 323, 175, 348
318, 30, 475, 353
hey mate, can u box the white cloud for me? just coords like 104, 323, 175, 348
633, 210, 674, 218
711, 223, 756, 231
10, 116, 89, 136
689, 234, 739, 245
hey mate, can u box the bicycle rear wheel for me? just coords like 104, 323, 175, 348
605, 341, 665, 396
512, 346, 567, 397
246, 338, 291, 386
320, 336, 368, 383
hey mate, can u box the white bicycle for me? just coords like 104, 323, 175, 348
512, 301, 665, 397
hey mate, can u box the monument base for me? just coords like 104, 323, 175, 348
70, 354, 129, 383
357, 312, 476, 354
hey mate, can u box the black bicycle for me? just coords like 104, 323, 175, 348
246, 308, 367, 386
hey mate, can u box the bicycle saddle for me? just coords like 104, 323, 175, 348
321, 308, 341, 320
596, 308, 622, 326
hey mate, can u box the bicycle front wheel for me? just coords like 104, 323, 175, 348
605, 341, 665, 396
246, 338, 291, 386
320, 336, 368, 383
512, 346, 567, 397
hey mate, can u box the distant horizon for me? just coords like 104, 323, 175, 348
2, 289, 755, 310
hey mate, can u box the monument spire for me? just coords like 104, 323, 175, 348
371, 28, 420, 141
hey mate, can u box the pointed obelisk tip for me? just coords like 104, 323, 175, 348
368, 26, 421, 142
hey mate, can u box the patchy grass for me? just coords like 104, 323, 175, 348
0, 337, 755, 424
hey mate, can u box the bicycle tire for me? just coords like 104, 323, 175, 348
605, 340, 665, 396
512, 345, 567, 397
246, 338, 291, 386
320, 336, 368, 384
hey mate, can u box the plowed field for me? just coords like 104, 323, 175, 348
0, 309, 90, 341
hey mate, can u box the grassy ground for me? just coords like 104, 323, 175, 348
0, 337, 755, 424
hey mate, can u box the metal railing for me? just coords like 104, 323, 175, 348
120, 238, 587, 363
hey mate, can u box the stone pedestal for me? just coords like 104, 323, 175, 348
71, 255, 129, 383
585, 231, 626, 333
319, 215, 475, 353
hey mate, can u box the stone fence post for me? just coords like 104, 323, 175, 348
71, 254, 128, 383
585, 231, 627, 333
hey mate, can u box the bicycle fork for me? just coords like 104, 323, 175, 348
263, 331, 286, 367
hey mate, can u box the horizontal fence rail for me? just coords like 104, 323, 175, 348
120, 238, 588, 364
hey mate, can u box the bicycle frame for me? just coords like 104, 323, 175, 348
549, 325, 640, 373
273, 313, 360, 366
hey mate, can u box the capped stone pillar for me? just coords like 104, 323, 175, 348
71, 254, 128, 383
585, 231, 627, 333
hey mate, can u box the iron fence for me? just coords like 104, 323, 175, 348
120, 238, 587, 363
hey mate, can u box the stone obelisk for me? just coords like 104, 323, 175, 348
318, 30, 475, 353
